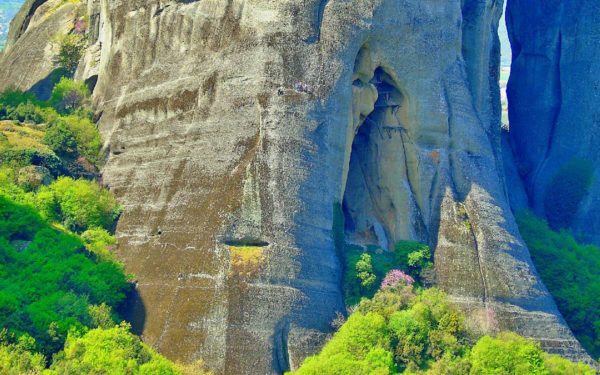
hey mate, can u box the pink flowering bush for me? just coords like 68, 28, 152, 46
74, 18, 87, 34
381, 269, 414, 289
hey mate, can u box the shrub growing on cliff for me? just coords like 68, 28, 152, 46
48, 324, 180, 375
54, 115, 101, 162
43, 121, 78, 156
291, 285, 595, 374
356, 253, 377, 289
49, 177, 121, 232
517, 211, 600, 358
49, 77, 90, 115
53, 33, 86, 74
394, 240, 432, 278
0, 196, 130, 356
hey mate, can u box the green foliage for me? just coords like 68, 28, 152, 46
43, 122, 77, 156
0, 334, 46, 375
0, 83, 193, 374
1, 82, 100, 169
47, 324, 181, 375
341, 241, 431, 306
544, 159, 594, 230
57, 115, 101, 162
394, 241, 432, 277
0, 90, 59, 125
0, 196, 130, 356
517, 211, 600, 358
49, 177, 121, 232
343, 247, 396, 306
356, 253, 377, 289
542, 352, 597, 375
49, 77, 90, 115
81, 227, 117, 260
0, 175, 120, 234
292, 286, 469, 375
469, 332, 546, 374
292, 286, 594, 374
53, 33, 86, 74
0, 90, 40, 111
469, 332, 595, 375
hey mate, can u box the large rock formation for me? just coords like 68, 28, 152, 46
0, 0, 593, 373
0, 0, 84, 99
506, 0, 600, 243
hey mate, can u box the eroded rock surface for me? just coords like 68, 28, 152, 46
0, 0, 83, 98
0, 0, 593, 373
506, 0, 600, 244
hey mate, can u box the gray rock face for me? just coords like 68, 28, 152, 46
0, 0, 592, 373
0, 0, 83, 96
506, 0, 600, 243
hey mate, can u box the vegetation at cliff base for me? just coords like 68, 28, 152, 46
291, 283, 595, 375
517, 211, 600, 359
0, 82, 210, 374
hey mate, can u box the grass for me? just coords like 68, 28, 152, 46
229, 246, 265, 277
0, 121, 51, 153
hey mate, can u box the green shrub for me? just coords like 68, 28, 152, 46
356, 253, 377, 289
292, 285, 594, 374
469, 332, 546, 374
0, 334, 46, 375
43, 122, 77, 156
58, 115, 101, 162
544, 159, 594, 230
48, 324, 181, 375
49, 177, 121, 232
81, 227, 117, 260
517, 211, 600, 358
49, 77, 90, 114
0, 196, 130, 356
394, 241, 432, 278
53, 33, 86, 74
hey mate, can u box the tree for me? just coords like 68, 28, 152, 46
43, 122, 77, 157
53, 34, 86, 74
48, 324, 181, 375
49, 78, 90, 115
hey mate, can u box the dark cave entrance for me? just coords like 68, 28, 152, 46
342, 66, 411, 250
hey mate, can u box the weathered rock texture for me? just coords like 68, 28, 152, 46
0, 0, 593, 373
0, 0, 84, 98
506, 0, 600, 243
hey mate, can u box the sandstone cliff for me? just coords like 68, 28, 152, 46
0, 0, 592, 373
506, 0, 600, 245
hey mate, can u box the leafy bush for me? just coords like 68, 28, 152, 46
544, 159, 594, 230
49, 77, 90, 115
49, 177, 121, 232
48, 324, 181, 375
1, 83, 100, 166
394, 241, 432, 278
0, 334, 46, 375
292, 285, 594, 374
470, 333, 595, 375
81, 227, 117, 260
356, 253, 377, 289
342, 241, 431, 306
43, 121, 77, 156
53, 33, 86, 74
0, 196, 130, 356
57, 115, 101, 162
517, 211, 600, 358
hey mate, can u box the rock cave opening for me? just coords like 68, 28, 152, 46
342, 63, 422, 251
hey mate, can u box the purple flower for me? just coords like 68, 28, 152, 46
381, 269, 414, 289
74, 19, 87, 34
